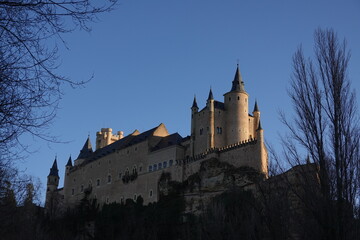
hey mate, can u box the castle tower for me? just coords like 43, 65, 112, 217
224, 65, 249, 144
206, 88, 215, 149
190, 96, 199, 157
45, 157, 59, 211
253, 100, 260, 138
256, 120, 268, 177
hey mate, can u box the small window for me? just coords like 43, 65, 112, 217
81, 185, 84, 192
133, 166, 137, 174
97, 179, 100, 186
125, 168, 130, 175
158, 162, 162, 169
153, 164, 157, 171
149, 190, 153, 197
135, 147, 137, 151
200, 128, 203, 135
71, 188, 74, 195
237, 96, 240, 100
88, 180, 92, 188
163, 161, 167, 168
107, 174, 112, 183
169, 160, 173, 166
229, 97, 231, 101
73, 178, 76, 182
148, 165, 153, 172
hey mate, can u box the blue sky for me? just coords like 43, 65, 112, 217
18, 0, 360, 203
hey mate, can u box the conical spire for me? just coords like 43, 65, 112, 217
207, 87, 214, 100
257, 120, 263, 131
231, 65, 245, 92
77, 136, 93, 159
253, 100, 259, 112
66, 155, 73, 167
192, 95, 198, 109
48, 157, 59, 177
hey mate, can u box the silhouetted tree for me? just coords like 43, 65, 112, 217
277, 28, 360, 240
0, 0, 116, 155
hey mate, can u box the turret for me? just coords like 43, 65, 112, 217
253, 100, 260, 138
207, 88, 215, 149
224, 65, 249, 144
45, 157, 59, 210
256, 120, 268, 177
191, 95, 199, 156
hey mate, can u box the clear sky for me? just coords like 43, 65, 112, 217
18, 0, 360, 204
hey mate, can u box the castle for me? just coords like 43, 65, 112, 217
45, 66, 268, 211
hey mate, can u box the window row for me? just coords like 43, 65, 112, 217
148, 160, 173, 172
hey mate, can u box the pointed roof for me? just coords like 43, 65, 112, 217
77, 136, 93, 159
257, 120, 263, 131
207, 88, 214, 100
192, 95, 198, 109
253, 100, 259, 112
48, 157, 59, 177
231, 65, 245, 92
66, 155, 73, 167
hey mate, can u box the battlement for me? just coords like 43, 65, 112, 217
96, 128, 124, 150
182, 138, 258, 165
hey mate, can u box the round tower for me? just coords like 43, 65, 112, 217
190, 95, 199, 156
252, 100, 260, 138
45, 157, 59, 211
224, 65, 249, 144
207, 88, 215, 149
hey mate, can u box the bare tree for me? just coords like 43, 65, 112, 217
0, 0, 117, 154
278, 28, 360, 240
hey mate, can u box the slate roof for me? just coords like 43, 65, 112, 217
192, 96, 198, 109
66, 156, 73, 167
77, 136, 93, 159
48, 158, 59, 177
214, 101, 225, 110
253, 100, 259, 112
151, 133, 184, 152
230, 65, 245, 92
79, 125, 183, 163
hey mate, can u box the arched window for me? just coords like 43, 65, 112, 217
125, 168, 130, 175
71, 188, 74, 195
169, 160, 173, 166
133, 165, 137, 174
148, 165, 153, 172
88, 180, 92, 188
107, 174, 112, 183
149, 190, 153, 197
118, 172, 122, 179
96, 179, 100, 186
163, 161, 167, 168
158, 162, 162, 169
153, 164, 157, 171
